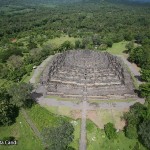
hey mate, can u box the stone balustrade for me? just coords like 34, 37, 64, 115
41, 50, 135, 99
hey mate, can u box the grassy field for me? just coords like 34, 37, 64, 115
45, 95, 81, 103
106, 41, 129, 55
0, 113, 43, 150
27, 104, 80, 149
44, 35, 80, 48
43, 105, 81, 149
26, 104, 70, 131
87, 108, 126, 129
44, 105, 74, 118
86, 120, 146, 150
69, 119, 81, 149
88, 99, 135, 104
21, 70, 34, 83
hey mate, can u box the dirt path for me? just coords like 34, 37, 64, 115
30, 55, 53, 84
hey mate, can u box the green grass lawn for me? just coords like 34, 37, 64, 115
0, 113, 43, 150
69, 119, 81, 150
106, 41, 129, 55
27, 104, 80, 149
26, 104, 70, 131
21, 70, 34, 83
44, 105, 73, 118
44, 35, 80, 48
44, 105, 81, 150
45, 95, 81, 103
88, 99, 135, 104
86, 120, 146, 150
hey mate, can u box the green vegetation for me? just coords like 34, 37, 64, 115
45, 35, 80, 48
88, 99, 135, 104
125, 124, 138, 139
123, 102, 150, 149
41, 122, 74, 150
106, 41, 129, 55
27, 104, 80, 149
86, 120, 146, 150
26, 104, 70, 131
138, 120, 150, 149
0, 113, 43, 150
45, 95, 81, 103
8, 83, 33, 108
139, 83, 150, 97
104, 123, 117, 139
141, 69, 150, 82
42, 105, 81, 149
0, 0, 150, 149
21, 70, 34, 83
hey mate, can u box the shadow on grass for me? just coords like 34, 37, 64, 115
134, 75, 142, 82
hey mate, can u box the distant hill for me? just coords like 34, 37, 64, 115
0, 0, 149, 7
0, 0, 82, 7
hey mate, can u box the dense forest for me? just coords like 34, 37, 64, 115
0, 0, 150, 149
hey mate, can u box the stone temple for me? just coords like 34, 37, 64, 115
41, 50, 135, 99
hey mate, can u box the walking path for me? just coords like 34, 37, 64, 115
33, 84, 145, 111
21, 109, 41, 139
30, 55, 53, 84
79, 85, 87, 150
118, 55, 143, 85
29, 53, 145, 150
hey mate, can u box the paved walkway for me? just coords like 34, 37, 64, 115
33, 84, 145, 110
30, 53, 145, 150
30, 55, 53, 84
118, 55, 143, 85
79, 85, 87, 150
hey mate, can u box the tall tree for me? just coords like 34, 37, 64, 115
138, 120, 150, 149
8, 83, 33, 108
41, 122, 74, 150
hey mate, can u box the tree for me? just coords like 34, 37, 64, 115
75, 40, 81, 49
129, 47, 145, 66
106, 39, 113, 48
124, 102, 147, 125
125, 41, 134, 52
0, 99, 18, 126
141, 69, 150, 82
92, 35, 101, 45
104, 123, 117, 139
139, 83, 150, 98
41, 122, 74, 150
125, 124, 138, 139
132, 142, 142, 150
60, 41, 74, 52
138, 120, 150, 149
8, 83, 33, 108
0, 88, 19, 126
129, 46, 150, 69
7, 55, 23, 70
27, 39, 38, 50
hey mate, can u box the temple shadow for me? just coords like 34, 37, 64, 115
31, 92, 43, 100
134, 75, 142, 82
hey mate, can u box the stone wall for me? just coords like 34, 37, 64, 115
41, 50, 136, 99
